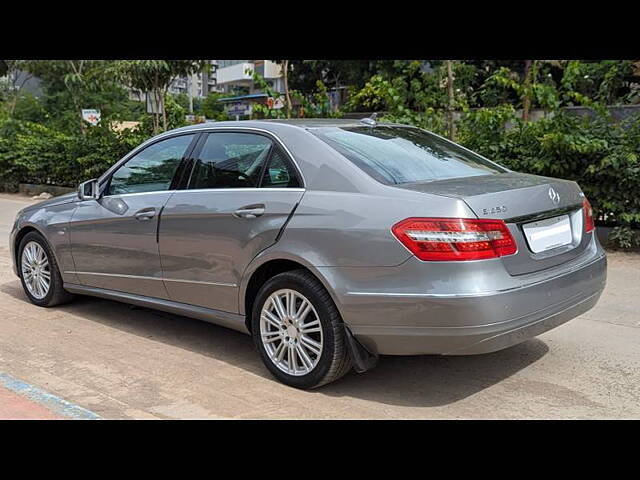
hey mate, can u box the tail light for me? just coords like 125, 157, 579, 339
583, 198, 595, 233
392, 217, 517, 261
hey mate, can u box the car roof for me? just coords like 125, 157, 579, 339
165, 118, 407, 135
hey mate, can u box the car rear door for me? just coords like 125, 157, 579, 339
67, 133, 199, 298
158, 130, 305, 313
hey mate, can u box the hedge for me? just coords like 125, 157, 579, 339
1, 108, 639, 247
0, 119, 146, 190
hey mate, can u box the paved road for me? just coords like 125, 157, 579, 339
0, 194, 638, 419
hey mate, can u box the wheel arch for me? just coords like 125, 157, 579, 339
240, 253, 344, 333
13, 224, 54, 270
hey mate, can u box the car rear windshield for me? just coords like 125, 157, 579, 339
311, 125, 507, 185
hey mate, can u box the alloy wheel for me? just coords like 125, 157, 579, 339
260, 289, 323, 376
21, 241, 51, 300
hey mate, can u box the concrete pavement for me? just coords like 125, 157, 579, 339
0, 193, 638, 419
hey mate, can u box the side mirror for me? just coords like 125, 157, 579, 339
78, 178, 98, 201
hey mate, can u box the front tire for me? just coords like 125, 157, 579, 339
251, 269, 352, 389
18, 231, 74, 307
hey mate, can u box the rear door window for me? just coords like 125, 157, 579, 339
261, 146, 301, 188
189, 132, 272, 189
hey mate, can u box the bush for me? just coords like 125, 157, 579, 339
0, 91, 184, 190
201, 92, 229, 121
12, 93, 49, 124
67, 124, 146, 183
455, 105, 517, 154
2, 121, 75, 186
137, 94, 187, 135
381, 109, 448, 137
0, 118, 147, 188
608, 226, 640, 250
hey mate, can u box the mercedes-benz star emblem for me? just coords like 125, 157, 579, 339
548, 187, 560, 205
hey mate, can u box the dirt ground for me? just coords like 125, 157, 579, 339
0, 193, 638, 419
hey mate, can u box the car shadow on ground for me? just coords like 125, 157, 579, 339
320, 340, 548, 407
2, 281, 548, 408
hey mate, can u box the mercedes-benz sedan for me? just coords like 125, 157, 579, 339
10, 118, 607, 389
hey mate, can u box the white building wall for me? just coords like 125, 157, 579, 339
216, 62, 254, 85
263, 61, 282, 79
214, 60, 284, 95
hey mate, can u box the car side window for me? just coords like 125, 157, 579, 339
261, 146, 301, 188
189, 133, 272, 189
107, 134, 195, 196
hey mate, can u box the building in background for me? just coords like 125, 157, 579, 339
126, 60, 284, 105
213, 61, 285, 119
168, 60, 220, 98
216, 60, 284, 95
0, 69, 43, 98
119, 60, 285, 119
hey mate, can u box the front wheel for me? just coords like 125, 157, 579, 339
251, 269, 352, 389
18, 231, 74, 307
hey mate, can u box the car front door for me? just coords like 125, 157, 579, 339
158, 130, 305, 313
67, 133, 198, 298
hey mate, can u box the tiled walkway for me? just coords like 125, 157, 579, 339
0, 373, 100, 420
0, 384, 65, 420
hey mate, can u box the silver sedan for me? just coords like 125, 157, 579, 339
10, 118, 607, 389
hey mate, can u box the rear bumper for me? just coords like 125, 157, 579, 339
322, 238, 607, 356
349, 286, 602, 355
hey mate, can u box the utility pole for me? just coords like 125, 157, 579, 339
446, 60, 456, 140
187, 74, 194, 114
522, 60, 533, 123
283, 60, 292, 119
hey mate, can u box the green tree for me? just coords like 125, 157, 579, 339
282, 60, 381, 94
446, 60, 456, 139
19, 60, 139, 133
0, 60, 31, 117
21, 60, 117, 133
250, 70, 287, 119
114, 60, 209, 133
201, 92, 229, 120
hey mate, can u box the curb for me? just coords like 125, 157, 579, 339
0, 373, 101, 420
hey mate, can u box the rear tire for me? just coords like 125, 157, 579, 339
251, 269, 352, 389
18, 231, 74, 307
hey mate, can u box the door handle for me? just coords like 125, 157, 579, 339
233, 204, 265, 219
134, 207, 156, 221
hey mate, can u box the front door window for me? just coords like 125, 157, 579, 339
107, 134, 195, 195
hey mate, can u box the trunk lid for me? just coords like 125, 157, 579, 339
395, 172, 590, 275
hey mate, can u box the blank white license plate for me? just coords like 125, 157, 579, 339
523, 214, 572, 253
